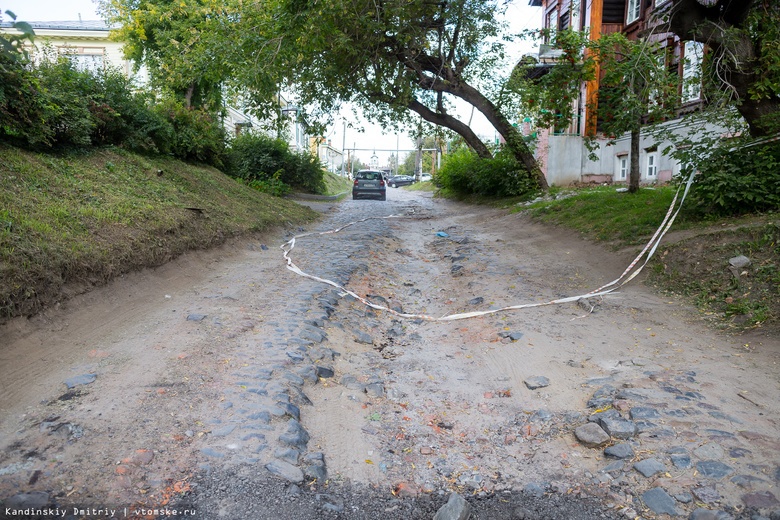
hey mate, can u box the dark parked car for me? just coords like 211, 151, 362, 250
352, 170, 387, 200
388, 175, 415, 188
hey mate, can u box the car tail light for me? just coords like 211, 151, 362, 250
354, 179, 359, 186
380, 180, 385, 186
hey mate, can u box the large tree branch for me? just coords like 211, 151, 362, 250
406, 98, 493, 158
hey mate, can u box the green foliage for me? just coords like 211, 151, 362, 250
100, 0, 233, 110
226, 133, 325, 195
510, 29, 594, 131
437, 147, 538, 198
0, 10, 35, 58
153, 97, 226, 166
0, 51, 226, 166
688, 140, 780, 216
35, 57, 97, 147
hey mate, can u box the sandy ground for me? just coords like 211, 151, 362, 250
1, 188, 778, 519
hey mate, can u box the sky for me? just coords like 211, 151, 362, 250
2, 0, 542, 167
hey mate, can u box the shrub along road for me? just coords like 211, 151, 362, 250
1, 188, 778, 519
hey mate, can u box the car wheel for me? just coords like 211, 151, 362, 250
391, 183, 397, 188
380, 194, 386, 201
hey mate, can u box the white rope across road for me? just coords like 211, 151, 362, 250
281, 171, 696, 322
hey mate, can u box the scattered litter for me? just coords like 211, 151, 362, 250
436, 231, 449, 237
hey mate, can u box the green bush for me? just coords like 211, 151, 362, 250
437, 147, 539, 198
35, 57, 96, 147
0, 51, 52, 147
153, 98, 226, 167
226, 133, 324, 194
0, 52, 222, 164
688, 141, 780, 216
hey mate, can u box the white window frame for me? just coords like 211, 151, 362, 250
646, 152, 658, 178
626, 0, 641, 24
616, 154, 628, 180
682, 41, 704, 103
59, 46, 105, 73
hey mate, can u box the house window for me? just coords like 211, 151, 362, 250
682, 41, 704, 103
60, 46, 105, 73
617, 154, 628, 180
646, 151, 658, 178
626, 0, 641, 24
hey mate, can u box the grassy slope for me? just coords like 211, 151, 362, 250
321, 171, 354, 196
518, 186, 779, 333
0, 145, 318, 321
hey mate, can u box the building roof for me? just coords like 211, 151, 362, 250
0, 20, 117, 31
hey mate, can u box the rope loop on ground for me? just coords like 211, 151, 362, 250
281, 171, 696, 322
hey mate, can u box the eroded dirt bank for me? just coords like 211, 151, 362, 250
1, 189, 778, 520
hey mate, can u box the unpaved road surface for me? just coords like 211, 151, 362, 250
1, 189, 778, 520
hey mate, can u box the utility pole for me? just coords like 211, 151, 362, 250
341, 120, 346, 177
396, 134, 399, 175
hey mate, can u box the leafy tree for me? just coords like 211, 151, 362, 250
258, 0, 549, 189
98, 0, 236, 109
588, 33, 680, 193
660, 0, 780, 137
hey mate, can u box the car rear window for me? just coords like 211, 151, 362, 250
358, 172, 380, 180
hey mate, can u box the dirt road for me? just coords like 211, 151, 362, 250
1, 188, 778, 520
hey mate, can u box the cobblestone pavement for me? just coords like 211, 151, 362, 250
1, 188, 778, 520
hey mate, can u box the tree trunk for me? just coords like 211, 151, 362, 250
184, 83, 195, 109
629, 127, 641, 193
664, 0, 779, 137
446, 81, 549, 190
406, 98, 493, 159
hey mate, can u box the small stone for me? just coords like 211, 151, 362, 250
574, 423, 610, 448
693, 485, 721, 503
265, 460, 304, 484
671, 453, 692, 469
629, 406, 661, 420
434, 492, 471, 520
509, 331, 524, 341
274, 448, 300, 465
211, 425, 236, 437
675, 492, 693, 504
467, 297, 484, 305
420, 446, 433, 455
696, 460, 734, 479
641, 487, 681, 516
130, 449, 154, 466
304, 462, 327, 481
279, 419, 310, 448
524, 376, 550, 390
634, 458, 666, 478
729, 255, 751, 269
689, 508, 735, 520
186, 313, 207, 322
365, 383, 385, 398
742, 491, 779, 509
354, 331, 373, 344
599, 418, 637, 439
286, 351, 305, 362
200, 447, 225, 459
315, 365, 335, 378
64, 374, 97, 388
522, 482, 545, 497
604, 443, 635, 460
